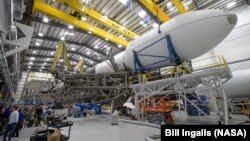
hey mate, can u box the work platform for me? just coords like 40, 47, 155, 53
130, 56, 233, 124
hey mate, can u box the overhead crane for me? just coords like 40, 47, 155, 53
56, 0, 138, 40
32, 0, 129, 47
136, 0, 187, 23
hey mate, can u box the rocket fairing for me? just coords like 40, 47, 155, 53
89, 10, 237, 73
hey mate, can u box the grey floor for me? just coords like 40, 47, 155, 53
3, 116, 160, 141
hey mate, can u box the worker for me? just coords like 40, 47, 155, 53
3, 106, 19, 141
12, 109, 25, 137
35, 106, 43, 126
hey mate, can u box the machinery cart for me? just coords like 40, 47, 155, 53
140, 97, 174, 125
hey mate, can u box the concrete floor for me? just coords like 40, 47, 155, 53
2, 116, 160, 141
1, 113, 248, 141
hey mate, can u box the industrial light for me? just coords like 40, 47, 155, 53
44, 63, 47, 65
60, 37, 65, 40
142, 23, 147, 27
43, 17, 49, 23
103, 16, 108, 20
30, 57, 35, 60
139, 20, 145, 25
118, 44, 122, 48
166, 2, 173, 9
138, 10, 147, 18
38, 33, 43, 37
84, 65, 87, 68
55, 45, 58, 48
105, 38, 108, 41
88, 31, 92, 34
227, 1, 236, 8
35, 42, 40, 46
79, 57, 83, 60
104, 45, 108, 48
94, 45, 99, 49
90, 61, 93, 64
65, 32, 74, 36
39, 69, 42, 72
81, 16, 87, 21
28, 66, 31, 68
87, 51, 90, 55
41, 66, 44, 69
152, 23, 158, 28
119, 35, 124, 38
47, 58, 50, 61
118, 0, 128, 5
33, 51, 37, 54
27, 70, 30, 72
71, 47, 75, 51
68, 25, 74, 29
59, 59, 63, 62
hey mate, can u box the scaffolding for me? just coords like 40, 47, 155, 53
130, 56, 232, 124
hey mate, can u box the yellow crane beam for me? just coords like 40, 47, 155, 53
171, 0, 187, 14
33, 0, 129, 47
56, 0, 138, 40
139, 0, 171, 23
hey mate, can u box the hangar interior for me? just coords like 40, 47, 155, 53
0, 0, 250, 141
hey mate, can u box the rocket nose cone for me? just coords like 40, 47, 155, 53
225, 12, 238, 25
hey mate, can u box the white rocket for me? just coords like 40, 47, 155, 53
89, 10, 237, 74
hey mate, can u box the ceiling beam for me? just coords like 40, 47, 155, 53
33, 0, 129, 46
29, 46, 100, 63
33, 35, 107, 56
56, 0, 138, 40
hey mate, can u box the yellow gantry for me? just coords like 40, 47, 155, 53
171, 0, 187, 14
33, 0, 129, 47
56, 0, 138, 40
50, 41, 73, 73
139, 0, 171, 23
74, 59, 84, 74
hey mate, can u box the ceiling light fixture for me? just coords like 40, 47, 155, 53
94, 45, 99, 49
43, 17, 49, 23
138, 10, 147, 18
81, 16, 87, 21
118, 44, 122, 48
152, 23, 158, 28
68, 25, 74, 29
60, 37, 65, 40
71, 47, 75, 51
227, 1, 236, 8
47, 58, 50, 61
35, 42, 40, 46
33, 51, 37, 54
105, 38, 108, 41
88, 31, 92, 34
38, 33, 43, 37
39, 69, 42, 72
41, 66, 44, 69
87, 51, 90, 55
28, 66, 31, 68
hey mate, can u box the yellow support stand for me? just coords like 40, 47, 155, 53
50, 41, 73, 73
74, 59, 84, 74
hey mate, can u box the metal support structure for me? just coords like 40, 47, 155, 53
22, 71, 131, 104
56, 0, 138, 40
33, 0, 129, 47
132, 35, 180, 73
131, 56, 232, 124
51, 41, 72, 72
